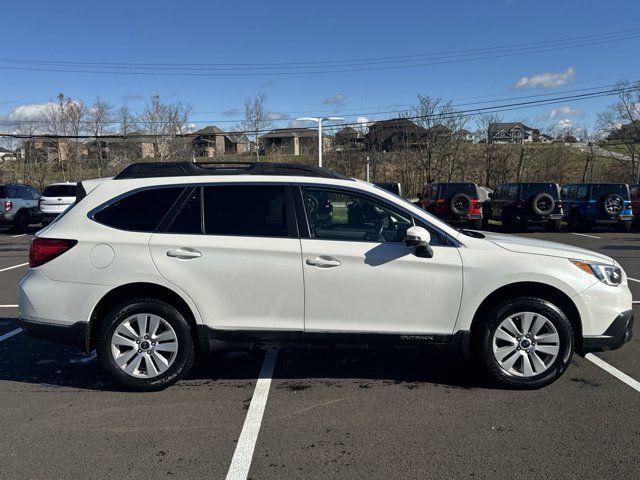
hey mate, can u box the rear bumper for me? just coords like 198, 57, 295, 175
19, 318, 89, 352
581, 310, 634, 353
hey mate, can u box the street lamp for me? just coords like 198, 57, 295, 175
296, 116, 344, 167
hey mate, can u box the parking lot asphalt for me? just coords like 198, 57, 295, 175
0, 227, 638, 479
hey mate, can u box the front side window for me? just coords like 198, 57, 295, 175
508, 185, 518, 200
302, 187, 413, 243
93, 187, 183, 232
203, 185, 288, 237
577, 186, 589, 200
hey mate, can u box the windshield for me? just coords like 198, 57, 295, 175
43, 185, 77, 197
521, 183, 559, 200
591, 184, 629, 199
439, 183, 477, 198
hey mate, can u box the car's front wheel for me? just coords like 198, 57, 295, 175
474, 297, 574, 389
97, 298, 195, 391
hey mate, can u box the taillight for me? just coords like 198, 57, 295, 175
4, 201, 12, 212
29, 238, 77, 268
557, 202, 563, 209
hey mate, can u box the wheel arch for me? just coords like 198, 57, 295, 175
88, 282, 201, 351
469, 281, 582, 351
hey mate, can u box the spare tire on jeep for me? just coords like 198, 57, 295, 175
531, 192, 555, 216
602, 193, 624, 217
449, 193, 471, 217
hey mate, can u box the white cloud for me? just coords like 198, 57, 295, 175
355, 116, 372, 133
222, 108, 240, 118
323, 94, 346, 107
547, 106, 582, 119
289, 119, 315, 128
554, 118, 573, 131
8, 102, 53, 122
266, 112, 288, 121
515, 67, 575, 89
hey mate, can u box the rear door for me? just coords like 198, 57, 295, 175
149, 183, 304, 331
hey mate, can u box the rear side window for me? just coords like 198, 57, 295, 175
168, 188, 201, 234
203, 185, 288, 237
94, 187, 183, 232
43, 185, 77, 197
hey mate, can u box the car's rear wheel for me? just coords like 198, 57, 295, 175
97, 298, 195, 391
13, 211, 29, 233
619, 221, 632, 232
469, 218, 483, 230
547, 219, 562, 232
474, 297, 574, 389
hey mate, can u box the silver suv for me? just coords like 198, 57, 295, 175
0, 183, 41, 232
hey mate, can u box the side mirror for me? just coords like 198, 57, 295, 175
405, 226, 433, 258
488, 192, 493, 199
416, 192, 423, 200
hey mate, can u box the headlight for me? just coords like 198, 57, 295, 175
570, 259, 622, 286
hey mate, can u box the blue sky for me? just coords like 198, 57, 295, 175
1, 0, 639, 134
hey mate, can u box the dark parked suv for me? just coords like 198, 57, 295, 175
417, 182, 488, 229
0, 183, 41, 232
562, 183, 633, 231
486, 182, 563, 231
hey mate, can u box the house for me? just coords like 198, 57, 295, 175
607, 120, 640, 143
456, 129, 475, 143
334, 127, 365, 149
0, 147, 16, 161
190, 126, 249, 157
488, 122, 540, 144
19, 137, 88, 162
260, 128, 331, 156
365, 118, 427, 151
86, 133, 155, 161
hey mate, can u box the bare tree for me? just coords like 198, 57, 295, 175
405, 95, 458, 182
87, 97, 114, 176
597, 80, 640, 182
141, 95, 192, 161
476, 113, 503, 187
44, 93, 86, 181
241, 92, 272, 161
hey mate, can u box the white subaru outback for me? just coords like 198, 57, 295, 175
19, 162, 634, 391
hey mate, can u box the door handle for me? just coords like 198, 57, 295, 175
306, 256, 341, 268
166, 247, 202, 260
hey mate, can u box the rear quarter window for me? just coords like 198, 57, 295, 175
93, 187, 184, 232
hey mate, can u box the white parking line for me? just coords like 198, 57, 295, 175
628, 277, 640, 284
0, 263, 28, 273
571, 233, 601, 239
226, 349, 279, 480
585, 353, 640, 393
0, 305, 18, 308
0, 328, 22, 343
11, 234, 26, 238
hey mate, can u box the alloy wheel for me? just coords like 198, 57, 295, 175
492, 311, 560, 377
110, 313, 179, 378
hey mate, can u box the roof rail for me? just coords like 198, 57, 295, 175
114, 161, 350, 180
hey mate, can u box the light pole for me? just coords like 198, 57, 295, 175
296, 116, 343, 167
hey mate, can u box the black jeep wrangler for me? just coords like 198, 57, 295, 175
485, 182, 563, 232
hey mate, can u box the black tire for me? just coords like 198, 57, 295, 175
531, 193, 555, 216
473, 296, 574, 389
547, 219, 562, 232
13, 210, 29, 233
449, 193, 471, 217
97, 297, 195, 391
469, 218, 483, 230
601, 193, 624, 217
619, 221, 632, 232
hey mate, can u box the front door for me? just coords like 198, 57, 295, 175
298, 186, 463, 335
149, 184, 304, 331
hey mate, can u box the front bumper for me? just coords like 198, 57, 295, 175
581, 310, 634, 353
20, 318, 89, 351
